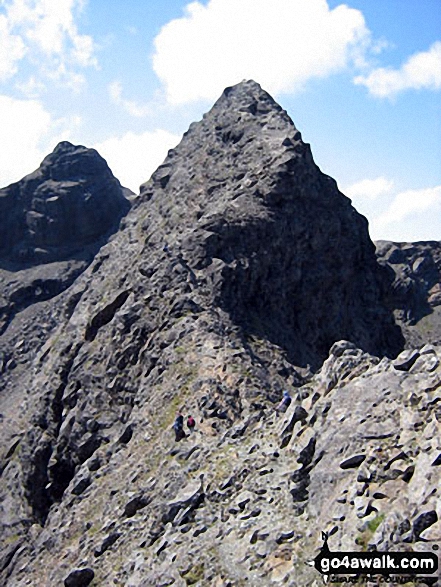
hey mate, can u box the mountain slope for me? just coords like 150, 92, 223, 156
3, 81, 437, 587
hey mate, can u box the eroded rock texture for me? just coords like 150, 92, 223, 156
2, 81, 438, 587
377, 240, 441, 349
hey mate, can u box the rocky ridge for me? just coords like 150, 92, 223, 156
0, 80, 439, 586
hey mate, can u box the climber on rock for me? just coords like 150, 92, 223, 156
173, 412, 186, 441
276, 390, 292, 413
187, 415, 196, 433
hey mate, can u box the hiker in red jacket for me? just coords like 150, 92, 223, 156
187, 415, 196, 433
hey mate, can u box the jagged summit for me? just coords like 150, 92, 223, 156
51, 140, 79, 153
140, 78, 305, 206
39, 141, 115, 182
203, 79, 299, 144
207, 79, 286, 116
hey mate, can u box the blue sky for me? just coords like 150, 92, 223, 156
0, 0, 440, 242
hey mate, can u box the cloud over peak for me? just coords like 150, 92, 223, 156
152, 0, 373, 105
0, 94, 80, 188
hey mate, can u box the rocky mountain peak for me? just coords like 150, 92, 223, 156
0, 141, 131, 340
201, 79, 300, 151
206, 78, 286, 118
139, 79, 304, 209
0, 141, 130, 265
137, 79, 403, 367
39, 141, 113, 182
50, 140, 78, 154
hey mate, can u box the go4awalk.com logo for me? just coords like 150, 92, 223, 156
312, 532, 438, 579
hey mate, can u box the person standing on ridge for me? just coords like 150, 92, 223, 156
173, 412, 186, 441
276, 390, 292, 413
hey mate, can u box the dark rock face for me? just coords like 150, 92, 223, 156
376, 240, 441, 347
0, 141, 130, 265
0, 141, 131, 359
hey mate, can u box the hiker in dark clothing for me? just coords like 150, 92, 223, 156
276, 390, 292, 413
187, 415, 196, 433
173, 413, 186, 441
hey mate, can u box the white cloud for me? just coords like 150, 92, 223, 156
0, 0, 96, 88
343, 177, 441, 241
71, 29, 95, 67
345, 176, 394, 201
354, 41, 441, 98
0, 94, 79, 188
47, 62, 86, 92
375, 186, 441, 229
152, 0, 373, 105
0, 13, 26, 80
108, 80, 152, 117
94, 129, 181, 192
15, 75, 46, 97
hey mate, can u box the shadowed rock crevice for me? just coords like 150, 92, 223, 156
84, 290, 130, 342
23, 344, 83, 524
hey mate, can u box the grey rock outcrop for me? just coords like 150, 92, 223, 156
2, 81, 438, 586
376, 240, 441, 348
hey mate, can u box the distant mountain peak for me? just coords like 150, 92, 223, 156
0, 142, 130, 265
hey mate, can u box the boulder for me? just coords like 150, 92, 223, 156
393, 349, 420, 371
64, 568, 94, 587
